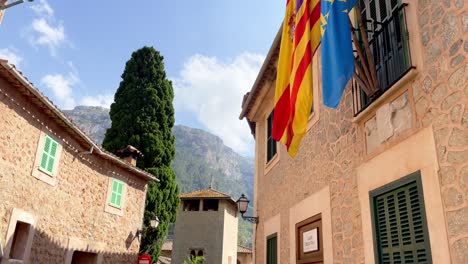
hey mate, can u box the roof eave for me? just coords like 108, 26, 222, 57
180, 196, 238, 207
239, 27, 282, 120
0, 61, 158, 183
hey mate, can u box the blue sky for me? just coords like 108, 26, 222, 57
0, 0, 284, 156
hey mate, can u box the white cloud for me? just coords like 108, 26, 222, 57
0, 48, 23, 67
27, 0, 65, 55
31, 18, 65, 54
80, 94, 114, 108
173, 53, 264, 155
30, 0, 54, 18
41, 72, 79, 109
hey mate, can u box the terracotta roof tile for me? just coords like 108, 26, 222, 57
237, 245, 252, 254
0, 60, 157, 182
239, 27, 281, 120
179, 188, 232, 199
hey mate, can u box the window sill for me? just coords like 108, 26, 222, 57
109, 203, 122, 210
104, 203, 124, 216
31, 167, 57, 186
3, 259, 24, 264
38, 167, 54, 177
352, 67, 418, 124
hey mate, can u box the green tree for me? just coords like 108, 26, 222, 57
102, 46, 179, 259
184, 256, 205, 264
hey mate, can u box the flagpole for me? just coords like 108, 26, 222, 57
350, 18, 374, 96
354, 3, 379, 93
0, 0, 32, 10
353, 62, 374, 96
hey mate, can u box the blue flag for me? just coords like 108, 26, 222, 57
321, 0, 357, 108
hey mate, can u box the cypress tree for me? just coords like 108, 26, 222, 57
103, 46, 179, 259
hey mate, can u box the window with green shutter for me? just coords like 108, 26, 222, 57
370, 172, 432, 264
39, 135, 59, 175
266, 234, 277, 264
109, 179, 124, 208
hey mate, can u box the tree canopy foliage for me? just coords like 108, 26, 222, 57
103, 46, 179, 259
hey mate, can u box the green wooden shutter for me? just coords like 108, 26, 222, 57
267, 235, 277, 264
110, 179, 124, 208
39, 135, 59, 175
372, 180, 432, 264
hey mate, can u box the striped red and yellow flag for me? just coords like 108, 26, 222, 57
272, 0, 321, 157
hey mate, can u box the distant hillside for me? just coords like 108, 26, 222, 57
172, 125, 254, 200
63, 106, 111, 144
63, 106, 254, 246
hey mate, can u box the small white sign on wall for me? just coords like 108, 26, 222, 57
303, 228, 318, 253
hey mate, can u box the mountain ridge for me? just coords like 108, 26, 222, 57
63, 105, 254, 245
63, 106, 111, 144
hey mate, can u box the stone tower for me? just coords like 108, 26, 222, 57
172, 188, 238, 264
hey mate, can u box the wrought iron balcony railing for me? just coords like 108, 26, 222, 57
352, 4, 413, 116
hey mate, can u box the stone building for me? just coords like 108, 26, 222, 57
161, 240, 253, 264
237, 245, 253, 264
0, 60, 158, 263
172, 188, 241, 264
239, 1, 467, 263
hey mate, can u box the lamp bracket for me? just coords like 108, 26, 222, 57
135, 229, 143, 239
241, 214, 259, 224
0, 0, 26, 10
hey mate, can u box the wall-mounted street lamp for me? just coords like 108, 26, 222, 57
0, 0, 34, 11
136, 215, 160, 239
149, 215, 160, 229
236, 194, 258, 224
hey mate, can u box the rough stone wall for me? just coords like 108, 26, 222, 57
254, 83, 364, 264
365, 92, 414, 153
414, 1, 468, 263
251, 1, 467, 263
0, 80, 147, 263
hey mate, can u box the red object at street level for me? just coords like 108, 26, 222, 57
137, 254, 151, 264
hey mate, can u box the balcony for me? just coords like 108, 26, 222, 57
352, 4, 413, 116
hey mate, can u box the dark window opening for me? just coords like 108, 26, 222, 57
189, 248, 204, 262
9, 221, 31, 260
352, 0, 412, 115
266, 234, 277, 264
183, 199, 200, 211
370, 172, 432, 263
266, 111, 277, 163
203, 199, 219, 211
71, 251, 98, 264
190, 250, 196, 257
